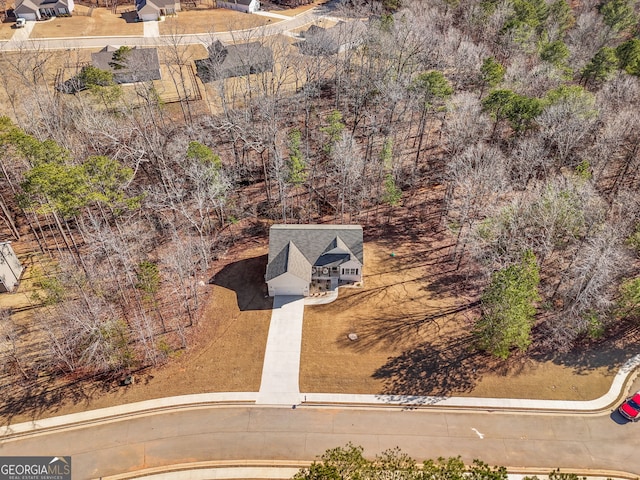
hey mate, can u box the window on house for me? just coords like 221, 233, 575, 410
342, 268, 359, 275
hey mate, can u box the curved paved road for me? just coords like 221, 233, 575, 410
0, 6, 333, 51
0, 403, 637, 480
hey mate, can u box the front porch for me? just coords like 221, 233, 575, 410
309, 277, 359, 295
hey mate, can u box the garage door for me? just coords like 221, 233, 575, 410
270, 285, 305, 296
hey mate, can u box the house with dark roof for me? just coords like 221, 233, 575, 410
297, 21, 367, 56
195, 40, 273, 82
14, 0, 73, 20
217, 0, 259, 13
91, 46, 161, 84
135, 0, 180, 21
265, 224, 363, 297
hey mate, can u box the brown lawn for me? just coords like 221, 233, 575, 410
159, 7, 275, 36
0, 20, 16, 40
300, 239, 640, 400
2, 225, 640, 425
0, 243, 272, 424
29, 6, 143, 38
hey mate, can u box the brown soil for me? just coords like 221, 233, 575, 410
29, 6, 144, 38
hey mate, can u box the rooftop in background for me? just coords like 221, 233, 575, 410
91, 46, 161, 84
195, 40, 273, 81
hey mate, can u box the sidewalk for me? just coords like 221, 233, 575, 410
4, 353, 640, 439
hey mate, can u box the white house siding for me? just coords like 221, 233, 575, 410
247, 0, 258, 12
267, 272, 309, 296
217, 0, 259, 13
138, 11, 158, 20
0, 243, 24, 293
339, 259, 362, 283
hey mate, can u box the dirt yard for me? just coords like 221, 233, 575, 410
299, 237, 640, 400
29, 7, 143, 38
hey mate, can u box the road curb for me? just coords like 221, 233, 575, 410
94, 461, 640, 480
2, 355, 639, 440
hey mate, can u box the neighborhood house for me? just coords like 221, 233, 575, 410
216, 0, 259, 13
297, 21, 367, 56
195, 40, 274, 81
265, 224, 363, 297
91, 46, 162, 83
0, 242, 24, 293
135, 0, 180, 21
14, 0, 74, 20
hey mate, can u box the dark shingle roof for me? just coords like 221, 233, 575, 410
297, 21, 367, 56
91, 46, 161, 84
195, 41, 273, 81
265, 240, 311, 282
266, 225, 363, 281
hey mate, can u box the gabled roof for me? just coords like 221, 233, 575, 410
297, 21, 367, 56
266, 225, 363, 281
15, 0, 70, 12
14, 0, 39, 13
315, 235, 359, 267
136, 0, 175, 13
91, 46, 161, 84
195, 40, 273, 81
265, 240, 311, 282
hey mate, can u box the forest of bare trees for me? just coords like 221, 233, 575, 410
0, 0, 639, 390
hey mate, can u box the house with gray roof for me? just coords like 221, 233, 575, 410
91, 46, 161, 84
265, 224, 363, 297
297, 21, 367, 56
195, 40, 273, 82
135, 0, 180, 21
14, 0, 74, 20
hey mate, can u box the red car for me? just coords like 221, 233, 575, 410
619, 392, 640, 421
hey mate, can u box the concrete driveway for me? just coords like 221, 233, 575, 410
256, 295, 305, 405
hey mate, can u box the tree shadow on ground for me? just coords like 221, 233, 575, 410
332, 298, 488, 397
336, 300, 480, 352
208, 254, 272, 311
0, 370, 143, 428
528, 320, 640, 376
372, 335, 490, 397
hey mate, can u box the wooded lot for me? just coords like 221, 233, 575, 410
0, 0, 639, 396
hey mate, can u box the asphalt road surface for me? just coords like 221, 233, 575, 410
0, 404, 636, 479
